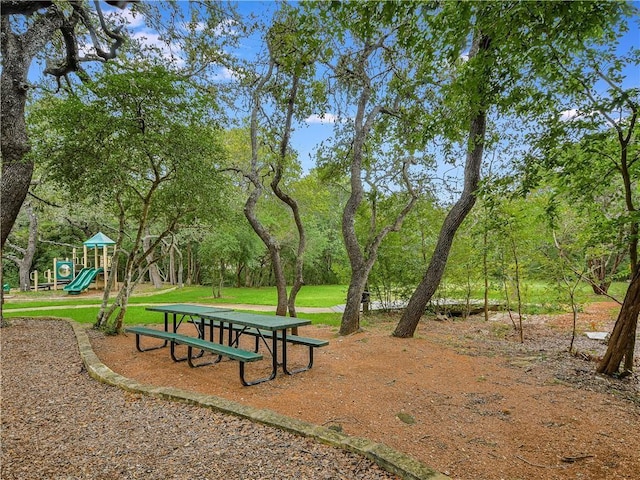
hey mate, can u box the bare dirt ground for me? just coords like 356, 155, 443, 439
90, 302, 639, 480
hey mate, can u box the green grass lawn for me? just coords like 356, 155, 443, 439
3, 284, 349, 310
2, 284, 348, 326
3, 281, 626, 327
2, 304, 343, 327
130, 284, 349, 307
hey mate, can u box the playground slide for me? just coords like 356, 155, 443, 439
63, 267, 93, 292
64, 267, 103, 295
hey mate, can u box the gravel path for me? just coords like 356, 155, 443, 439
1, 319, 398, 480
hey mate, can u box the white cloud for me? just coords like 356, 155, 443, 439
559, 109, 580, 121
305, 113, 340, 124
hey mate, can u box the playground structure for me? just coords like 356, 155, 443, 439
29, 232, 117, 294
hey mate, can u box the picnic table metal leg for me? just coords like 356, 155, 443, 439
282, 330, 315, 375
208, 319, 214, 342
170, 340, 188, 362
190, 318, 210, 359
239, 331, 278, 386
250, 330, 275, 358
187, 345, 219, 367
134, 333, 167, 352
169, 339, 204, 362
239, 362, 275, 386
219, 321, 226, 345
283, 346, 315, 374
271, 333, 278, 377
131, 313, 171, 351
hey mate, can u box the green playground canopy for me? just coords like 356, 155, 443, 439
83, 232, 116, 247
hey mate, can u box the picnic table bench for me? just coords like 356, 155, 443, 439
125, 326, 264, 386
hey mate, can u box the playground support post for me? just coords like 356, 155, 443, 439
102, 245, 108, 285
30, 270, 38, 291
53, 257, 57, 291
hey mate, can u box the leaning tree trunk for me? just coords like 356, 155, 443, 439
392, 170, 482, 337
393, 30, 491, 339
271, 249, 288, 316
597, 268, 640, 375
340, 268, 370, 335
270, 72, 307, 321
244, 188, 288, 316
596, 101, 640, 374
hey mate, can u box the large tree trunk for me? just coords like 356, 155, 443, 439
1, 11, 61, 248
597, 268, 640, 375
243, 52, 308, 318
244, 186, 288, 316
595, 90, 639, 373
393, 31, 491, 338
2, 2, 129, 249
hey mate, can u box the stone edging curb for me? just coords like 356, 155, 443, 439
70, 321, 449, 480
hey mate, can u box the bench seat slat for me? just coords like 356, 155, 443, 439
125, 326, 182, 342
125, 326, 261, 362
177, 336, 262, 362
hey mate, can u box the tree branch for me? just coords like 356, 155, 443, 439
27, 190, 62, 208
0, 1, 53, 16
